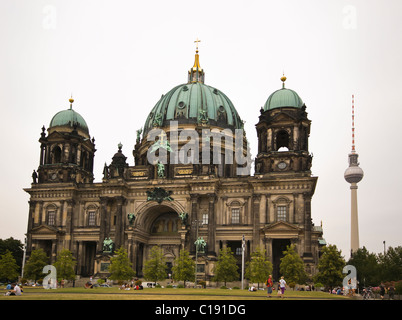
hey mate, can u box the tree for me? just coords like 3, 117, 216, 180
109, 246, 135, 282
347, 246, 379, 288
378, 246, 402, 282
245, 247, 272, 289
143, 246, 167, 284
0, 250, 19, 282
23, 248, 49, 282
314, 244, 345, 290
0, 237, 23, 273
279, 245, 307, 288
53, 249, 76, 282
172, 249, 195, 287
213, 247, 239, 286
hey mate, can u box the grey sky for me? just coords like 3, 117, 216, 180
1, 0, 401, 259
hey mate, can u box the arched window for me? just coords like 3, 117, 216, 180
276, 130, 290, 151
273, 197, 292, 222
45, 204, 58, 226
151, 212, 179, 234
53, 146, 62, 163
228, 200, 243, 225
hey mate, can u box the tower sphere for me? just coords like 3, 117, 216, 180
344, 165, 364, 184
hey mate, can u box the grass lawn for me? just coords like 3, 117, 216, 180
0, 286, 352, 300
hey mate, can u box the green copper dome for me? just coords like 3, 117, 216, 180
143, 82, 244, 134
264, 77, 304, 111
49, 99, 89, 134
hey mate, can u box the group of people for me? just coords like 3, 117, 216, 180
119, 281, 144, 290
379, 283, 395, 300
4, 283, 22, 296
265, 275, 287, 298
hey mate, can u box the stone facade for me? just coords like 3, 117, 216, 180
24, 56, 325, 282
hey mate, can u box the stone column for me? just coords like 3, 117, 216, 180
189, 194, 199, 249
51, 239, 57, 264
38, 201, 44, 226
207, 193, 216, 255
65, 200, 74, 250
99, 197, 108, 252
266, 195, 270, 224
114, 196, 126, 250
265, 237, 273, 263
252, 194, 261, 251
303, 193, 313, 261
77, 241, 83, 275
26, 200, 36, 255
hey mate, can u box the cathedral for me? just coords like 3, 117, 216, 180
24, 44, 325, 282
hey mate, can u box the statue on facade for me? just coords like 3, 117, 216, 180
157, 161, 165, 178
178, 212, 188, 226
127, 213, 136, 226
102, 163, 109, 179
194, 237, 207, 253
103, 237, 114, 253
32, 170, 38, 184
136, 128, 142, 144
153, 113, 163, 127
198, 109, 208, 124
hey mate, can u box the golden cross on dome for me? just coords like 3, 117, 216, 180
158, 131, 167, 143
194, 38, 201, 52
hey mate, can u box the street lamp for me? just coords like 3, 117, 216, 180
241, 235, 245, 290
192, 219, 203, 287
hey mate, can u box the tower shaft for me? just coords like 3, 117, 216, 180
350, 183, 359, 253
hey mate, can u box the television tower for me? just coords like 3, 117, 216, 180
344, 95, 364, 256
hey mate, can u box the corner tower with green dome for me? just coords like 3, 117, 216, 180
35, 97, 96, 184
255, 75, 312, 175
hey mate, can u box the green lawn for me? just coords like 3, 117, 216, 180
1, 286, 352, 300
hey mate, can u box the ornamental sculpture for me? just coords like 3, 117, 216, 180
157, 161, 165, 178
194, 237, 207, 253
146, 187, 174, 204
127, 213, 136, 226
102, 237, 114, 253
178, 212, 188, 226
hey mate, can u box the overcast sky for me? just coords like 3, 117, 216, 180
1, 0, 401, 260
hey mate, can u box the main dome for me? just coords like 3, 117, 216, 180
264, 77, 304, 111
143, 82, 243, 134
143, 48, 243, 135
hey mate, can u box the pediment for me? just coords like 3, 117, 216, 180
271, 111, 297, 123
31, 224, 59, 234
46, 131, 66, 141
262, 221, 300, 233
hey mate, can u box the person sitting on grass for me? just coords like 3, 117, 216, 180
5, 283, 22, 296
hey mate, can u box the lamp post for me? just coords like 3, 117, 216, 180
192, 219, 203, 288
241, 235, 245, 290
21, 237, 27, 279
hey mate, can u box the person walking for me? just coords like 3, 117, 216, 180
379, 283, 385, 300
279, 276, 286, 299
266, 275, 273, 298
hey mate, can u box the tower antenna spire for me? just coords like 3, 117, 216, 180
351, 94, 355, 153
